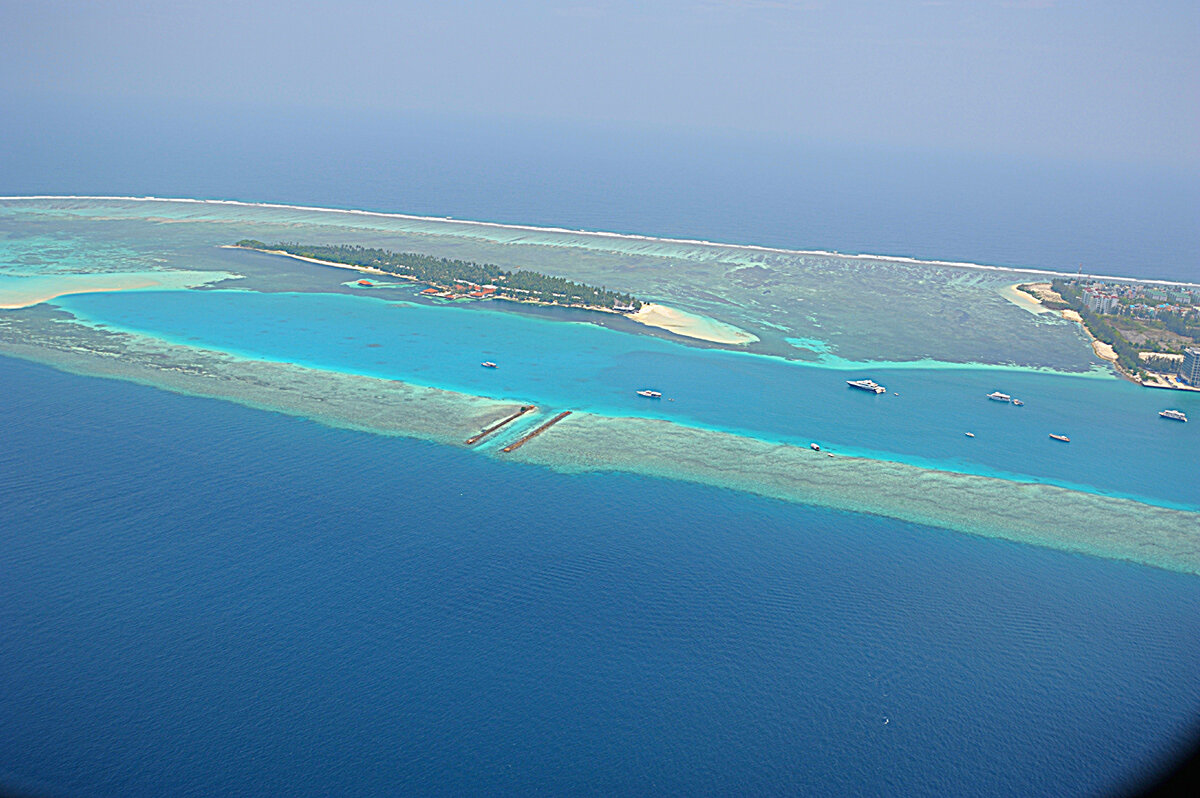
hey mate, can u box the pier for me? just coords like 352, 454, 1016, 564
501, 411, 572, 453
465, 405, 536, 446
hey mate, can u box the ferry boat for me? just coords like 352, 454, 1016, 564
987, 391, 1012, 402
1159, 409, 1188, 422
847, 379, 886, 394
1049, 434, 1070, 443
480, 361, 498, 368
636, 390, 662, 398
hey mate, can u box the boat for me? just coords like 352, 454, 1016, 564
810, 443, 821, 451
636, 390, 662, 398
1049, 434, 1070, 443
987, 391, 1012, 402
965, 432, 975, 438
1159, 409, 1188, 422
480, 361, 498, 368
847, 379, 886, 394
356, 279, 373, 286
1012, 399, 1024, 406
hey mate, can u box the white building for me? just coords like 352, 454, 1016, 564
1180, 347, 1200, 385
1082, 288, 1119, 314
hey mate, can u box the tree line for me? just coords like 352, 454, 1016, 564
236, 241, 641, 311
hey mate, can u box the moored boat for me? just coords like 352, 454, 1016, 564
987, 391, 1012, 402
636, 390, 662, 398
1049, 434, 1070, 442
847, 379, 886, 394
1159, 409, 1187, 422
481, 361, 498, 368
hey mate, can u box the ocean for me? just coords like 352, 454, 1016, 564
2, 107, 1200, 796
4, 354, 1200, 797
2, 97, 1198, 282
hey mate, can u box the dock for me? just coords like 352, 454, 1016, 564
465, 405, 536, 446
501, 411, 572, 453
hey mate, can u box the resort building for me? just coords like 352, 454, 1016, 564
1180, 347, 1200, 385
1082, 287, 1120, 314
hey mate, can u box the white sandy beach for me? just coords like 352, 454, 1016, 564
627, 303, 759, 345
1000, 283, 1052, 315
0, 275, 162, 309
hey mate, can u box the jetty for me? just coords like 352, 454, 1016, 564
501, 411, 572, 453
465, 405, 536, 446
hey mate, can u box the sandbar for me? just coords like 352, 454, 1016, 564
628, 302, 759, 345
0, 270, 240, 310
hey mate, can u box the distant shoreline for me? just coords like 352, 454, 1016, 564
8, 195, 1200, 289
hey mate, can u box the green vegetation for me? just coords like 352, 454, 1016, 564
235, 240, 641, 311
1051, 279, 1200, 378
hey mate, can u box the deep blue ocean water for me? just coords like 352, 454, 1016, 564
4, 354, 1200, 797
3, 104, 1200, 796
2, 98, 1198, 282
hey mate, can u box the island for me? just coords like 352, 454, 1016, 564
1018, 279, 1200, 390
234, 241, 642, 312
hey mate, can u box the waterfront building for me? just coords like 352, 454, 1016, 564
1180, 347, 1200, 385
1083, 288, 1120, 314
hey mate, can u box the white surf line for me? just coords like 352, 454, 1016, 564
3, 195, 1198, 289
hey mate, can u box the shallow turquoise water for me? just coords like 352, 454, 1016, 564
56, 288, 1200, 510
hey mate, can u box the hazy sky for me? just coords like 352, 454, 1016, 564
3, 0, 1197, 165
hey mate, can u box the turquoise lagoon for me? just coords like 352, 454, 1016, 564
0, 196, 1149, 369
55, 287, 1200, 511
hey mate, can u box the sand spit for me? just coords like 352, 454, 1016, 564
0, 276, 162, 309
0, 270, 240, 310
627, 303, 759, 345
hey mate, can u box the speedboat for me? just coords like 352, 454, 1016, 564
1159, 409, 1187, 422
1049, 434, 1070, 443
636, 390, 662, 398
1012, 399, 1024, 406
965, 432, 975, 438
481, 361, 498, 368
987, 391, 1012, 402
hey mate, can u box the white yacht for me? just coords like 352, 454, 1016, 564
847, 379, 886, 394
987, 391, 1012, 402
1159, 409, 1187, 422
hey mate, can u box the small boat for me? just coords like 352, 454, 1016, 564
1159, 409, 1188, 422
810, 443, 821, 451
481, 361, 498, 368
1012, 399, 1024, 406
847, 379, 886, 394
1049, 434, 1070, 443
356, 279, 373, 286
965, 432, 975, 438
636, 390, 662, 398
987, 391, 1012, 402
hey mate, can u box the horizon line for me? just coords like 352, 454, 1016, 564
2, 194, 1198, 289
